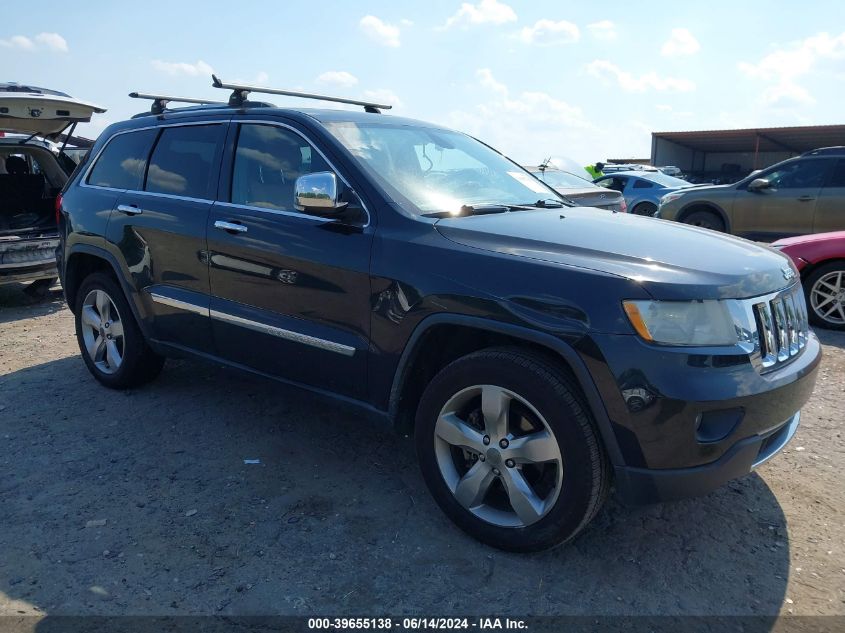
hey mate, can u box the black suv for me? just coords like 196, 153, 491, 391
58, 85, 820, 551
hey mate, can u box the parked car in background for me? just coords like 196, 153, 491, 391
656, 148, 845, 240
594, 171, 693, 216
527, 166, 627, 213
0, 83, 104, 290
773, 231, 845, 330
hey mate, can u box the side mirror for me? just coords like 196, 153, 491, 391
748, 178, 772, 192
294, 172, 348, 216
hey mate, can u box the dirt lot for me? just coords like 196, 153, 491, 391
1, 283, 843, 621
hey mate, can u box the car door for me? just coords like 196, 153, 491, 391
105, 120, 227, 353
731, 158, 830, 241
814, 158, 845, 234
206, 120, 373, 399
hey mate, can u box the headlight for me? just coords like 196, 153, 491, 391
623, 300, 737, 346
660, 192, 685, 205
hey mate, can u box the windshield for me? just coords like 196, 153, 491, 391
637, 171, 690, 188
533, 170, 595, 190
323, 121, 562, 214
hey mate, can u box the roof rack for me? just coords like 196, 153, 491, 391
211, 74, 392, 114
129, 92, 227, 115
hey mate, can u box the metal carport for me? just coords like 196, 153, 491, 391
651, 124, 845, 178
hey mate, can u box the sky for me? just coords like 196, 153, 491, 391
2, 0, 844, 165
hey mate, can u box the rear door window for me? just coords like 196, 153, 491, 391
86, 129, 157, 190
145, 124, 225, 199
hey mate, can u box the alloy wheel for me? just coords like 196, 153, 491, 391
810, 270, 845, 326
80, 289, 125, 374
433, 384, 563, 528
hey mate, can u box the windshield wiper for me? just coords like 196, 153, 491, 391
519, 198, 568, 208
422, 202, 535, 218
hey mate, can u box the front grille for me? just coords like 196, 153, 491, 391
751, 284, 809, 371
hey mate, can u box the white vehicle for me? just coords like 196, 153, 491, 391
0, 83, 104, 290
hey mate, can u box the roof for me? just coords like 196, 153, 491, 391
126, 103, 445, 130
652, 124, 845, 154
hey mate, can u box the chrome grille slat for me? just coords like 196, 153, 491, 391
747, 284, 808, 372
773, 299, 789, 362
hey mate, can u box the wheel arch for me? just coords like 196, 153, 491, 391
64, 245, 152, 339
799, 256, 845, 282
677, 201, 731, 232
388, 314, 625, 466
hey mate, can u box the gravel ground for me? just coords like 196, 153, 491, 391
1, 283, 843, 621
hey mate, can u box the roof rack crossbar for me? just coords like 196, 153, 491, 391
129, 92, 227, 115
211, 75, 392, 113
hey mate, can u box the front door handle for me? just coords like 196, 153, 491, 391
797, 196, 816, 202
214, 220, 248, 234
116, 204, 143, 216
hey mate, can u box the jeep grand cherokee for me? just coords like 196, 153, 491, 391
57, 86, 820, 551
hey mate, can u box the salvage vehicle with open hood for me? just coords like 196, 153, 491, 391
0, 83, 104, 289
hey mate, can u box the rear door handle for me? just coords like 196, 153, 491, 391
214, 220, 248, 234
116, 204, 143, 215
797, 196, 815, 202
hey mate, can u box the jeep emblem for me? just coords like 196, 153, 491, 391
782, 267, 796, 281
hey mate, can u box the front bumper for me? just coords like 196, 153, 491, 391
578, 329, 820, 504
614, 411, 800, 504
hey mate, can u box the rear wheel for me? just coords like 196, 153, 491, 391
415, 348, 609, 552
631, 202, 657, 217
804, 262, 845, 330
74, 272, 164, 388
682, 209, 725, 232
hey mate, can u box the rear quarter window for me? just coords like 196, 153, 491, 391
86, 129, 157, 190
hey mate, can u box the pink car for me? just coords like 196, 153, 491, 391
773, 231, 845, 330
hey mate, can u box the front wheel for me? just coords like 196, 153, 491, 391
631, 202, 657, 216
415, 348, 610, 552
682, 209, 725, 232
804, 262, 845, 330
74, 272, 164, 388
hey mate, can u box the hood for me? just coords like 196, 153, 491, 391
435, 207, 797, 300
0, 84, 105, 137
555, 186, 621, 198
772, 231, 845, 247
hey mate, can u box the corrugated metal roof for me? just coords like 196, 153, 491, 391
652, 124, 845, 153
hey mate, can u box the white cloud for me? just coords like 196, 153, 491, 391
447, 68, 595, 163
587, 20, 616, 41
1, 32, 68, 52
151, 59, 214, 77
738, 31, 845, 106
34, 32, 68, 52
442, 0, 517, 29
400, 19, 414, 27
586, 60, 696, 92
0, 35, 34, 50
359, 15, 401, 47
661, 28, 700, 57
363, 89, 402, 109
518, 19, 579, 46
316, 71, 359, 88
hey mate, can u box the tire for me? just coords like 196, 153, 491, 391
414, 347, 610, 552
74, 271, 164, 388
681, 209, 725, 232
632, 202, 657, 217
804, 261, 845, 330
